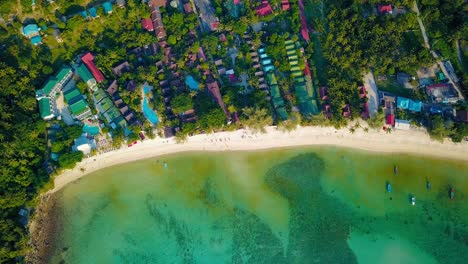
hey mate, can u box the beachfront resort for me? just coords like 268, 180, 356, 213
1, 0, 468, 263
14, 0, 465, 175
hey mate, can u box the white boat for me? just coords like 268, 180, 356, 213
410, 196, 416, 206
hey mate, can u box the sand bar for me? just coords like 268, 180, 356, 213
48, 126, 468, 194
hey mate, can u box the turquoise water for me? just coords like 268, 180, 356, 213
82, 124, 99, 136
142, 86, 158, 125
185, 75, 199, 90
48, 147, 468, 263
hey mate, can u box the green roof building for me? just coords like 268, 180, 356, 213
77, 63, 97, 91
36, 78, 58, 99
64, 88, 82, 104
38, 97, 55, 120
97, 97, 113, 113
92, 88, 108, 103
69, 99, 91, 120
36, 65, 73, 100
55, 65, 73, 86
103, 106, 122, 124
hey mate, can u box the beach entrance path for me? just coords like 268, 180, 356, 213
363, 72, 379, 117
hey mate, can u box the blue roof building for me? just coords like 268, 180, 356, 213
30, 35, 43, 45
103, 2, 113, 14
397, 97, 422, 112
80, 10, 88, 18
89, 7, 98, 18
22, 24, 39, 38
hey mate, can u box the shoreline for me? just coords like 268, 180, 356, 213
28, 125, 468, 263
48, 126, 468, 194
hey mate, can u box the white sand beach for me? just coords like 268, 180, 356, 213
49, 126, 468, 193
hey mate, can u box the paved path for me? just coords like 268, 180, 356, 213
412, 1, 464, 100
363, 72, 379, 117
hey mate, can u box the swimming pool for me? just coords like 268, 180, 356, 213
142, 86, 159, 125
185, 75, 199, 90
83, 124, 100, 136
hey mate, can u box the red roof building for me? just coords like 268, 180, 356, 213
150, 0, 167, 7
324, 104, 331, 118
183, 2, 193, 13
319, 87, 327, 101
234, 0, 240, 4
298, 0, 310, 41
256, 1, 273, 16
456, 110, 468, 123
281, 0, 290, 11
378, 4, 393, 14
386, 114, 395, 126
81, 52, 105, 83
206, 75, 230, 119
361, 102, 369, 119
359, 86, 367, 98
150, 4, 166, 39
141, 18, 154, 31
343, 104, 351, 118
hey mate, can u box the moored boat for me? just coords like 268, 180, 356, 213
386, 182, 392, 193
410, 195, 415, 206
426, 180, 431, 190
449, 188, 455, 200
394, 165, 398, 175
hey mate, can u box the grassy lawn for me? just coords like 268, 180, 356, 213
303, 0, 323, 22
376, 76, 416, 99
310, 34, 327, 86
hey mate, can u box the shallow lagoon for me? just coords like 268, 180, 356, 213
49, 147, 468, 263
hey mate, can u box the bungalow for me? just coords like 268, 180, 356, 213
151, 0, 168, 7
38, 97, 55, 120
80, 10, 88, 19
73, 135, 96, 155
183, 2, 193, 13
342, 104, 351, 118
395, 119, 410, 130
456, 110, 468, 123
426, 83, 459, 104
256, 0, 273, 16
386, 114, 395, 126
361, 102, 370, 119
378, 4, 393, 15
141, 18, 154, 32
126, 80, 137, 92
206, 75, 230, 119
116, 0, 126, 8
88, 7, 98, 18
112, 61, 131, 77
324, 104, 331, 118
150, 4, 166, 39
36, 65, 73, 99
359, 86, 366, 98
107, 80, 118, 96
281, 0, 290, 11
319, 87, 327, 101
103, 1, 113, 14
76, 63, 98, 91
81, 52, 105, 83
164, 126, 175, 138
